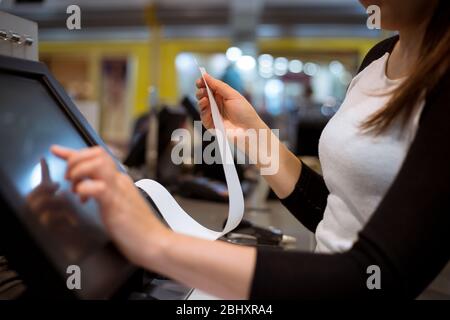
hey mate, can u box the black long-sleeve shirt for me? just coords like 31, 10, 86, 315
250, 36, 450, 299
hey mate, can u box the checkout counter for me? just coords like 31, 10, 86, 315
0, 12, 171, 299
0, 11, 315, 300
0, 48, 313, 298
0, 11, 447, 301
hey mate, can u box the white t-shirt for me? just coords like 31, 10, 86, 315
315, 52, 425, 253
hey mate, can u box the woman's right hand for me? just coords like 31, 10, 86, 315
51, 145, 172, 268
196, 73, 301, 197
195, 73, 266, 134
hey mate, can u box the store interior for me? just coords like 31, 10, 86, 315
1, 0, 448, 300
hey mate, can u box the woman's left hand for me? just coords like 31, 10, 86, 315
51, 145, 171, 267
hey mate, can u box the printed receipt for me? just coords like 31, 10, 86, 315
135, 67, 244, 240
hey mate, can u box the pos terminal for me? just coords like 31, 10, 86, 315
0, 55, 188, 299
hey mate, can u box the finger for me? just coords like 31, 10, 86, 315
63, 148, 105, 180
43, 182, 60, 194
28, 181, 59, 204
67, 147, 103, 169
195, 88, 207, 100
51, 145, 77, 160
196, 78, 206, 89
52, 146, 103, 179
74, 180, 108, 203
200, 109, 214, 129
40, 158, 52, 183
200, 105, 211, 117
67, 157, 104, 182
214, 92, 225, 112
198, 96, 210, 109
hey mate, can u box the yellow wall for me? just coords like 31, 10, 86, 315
39, 37, 380, 118
39, 41, 151, 117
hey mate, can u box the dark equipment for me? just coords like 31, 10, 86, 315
0, 55, 190, 300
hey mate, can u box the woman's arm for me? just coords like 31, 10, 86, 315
278, 163, 329, 232
52, 71, 450, 300
252, 72, 450, 299
52, 64, 450, 300
259, 35, 400, 228
143, 233, 256, 299
256, 124, 303, 199
157, 71, 450, 299
51, 145, 258, 299
152, 71, 450, 299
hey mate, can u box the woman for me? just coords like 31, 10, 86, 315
52, 0, 449, 299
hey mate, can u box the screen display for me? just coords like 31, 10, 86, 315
0, 72, 108, 273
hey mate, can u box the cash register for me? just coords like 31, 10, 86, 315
0, 54, 191, 299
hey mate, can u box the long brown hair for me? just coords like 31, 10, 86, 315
361, 1, 450, 134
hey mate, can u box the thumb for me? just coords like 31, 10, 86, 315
203, 73, 240, 100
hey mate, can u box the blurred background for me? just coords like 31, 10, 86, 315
0, 0, 394, 198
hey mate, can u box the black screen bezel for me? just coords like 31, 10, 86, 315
0, 55, 137, 299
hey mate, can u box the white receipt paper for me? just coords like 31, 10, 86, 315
135, 67, 244, 240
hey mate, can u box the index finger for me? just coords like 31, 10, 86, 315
51, 145, 103, 176
40, 158, 52, 183
51, 145, 77, 160
196, 77, 206, 89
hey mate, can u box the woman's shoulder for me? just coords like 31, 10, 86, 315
358, 35, 399, 74
344, 36, 399, 94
